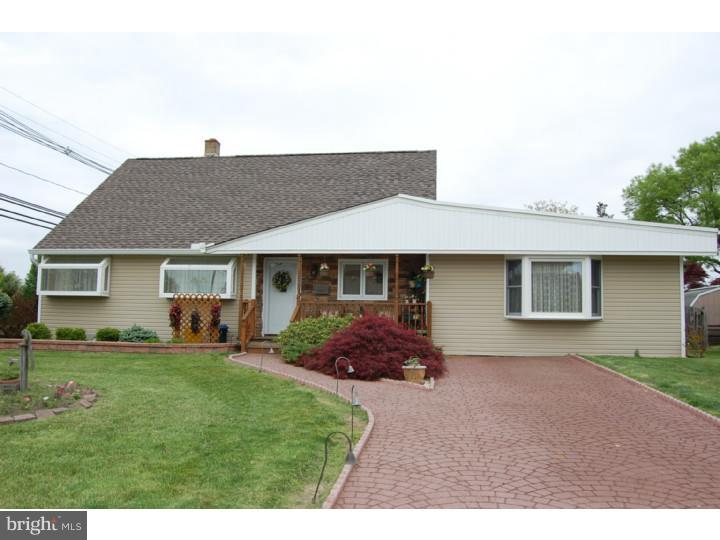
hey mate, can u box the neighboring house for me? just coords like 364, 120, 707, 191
31, 140, 717, 356
685, 285, 720, 345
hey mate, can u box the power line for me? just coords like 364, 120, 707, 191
0, 102, 123, 166
0, 192, 67, 218
0, 212, 53, 230
0, 160, 89, 195
0, 109, 115, 174
0, 85, 135, 157
0, 207, 59, 226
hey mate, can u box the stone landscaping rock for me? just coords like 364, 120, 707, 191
0, 416, 13, 424
13, 413, 35, 422
78, 399, 92, 409
35, 409, 55, 419
51, 407, 70, 414
84, 393, 97, 402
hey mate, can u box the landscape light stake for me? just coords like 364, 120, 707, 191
258, 354, 264, 373
312, 431, 356, 504
350, 385, 361, 440
334, 356, 354, 395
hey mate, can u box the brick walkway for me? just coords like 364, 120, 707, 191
230, 354, 720, 508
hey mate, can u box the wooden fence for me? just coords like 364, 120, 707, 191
685, 306, 709, 352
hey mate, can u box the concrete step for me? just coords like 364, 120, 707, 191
247, 339, 281, 354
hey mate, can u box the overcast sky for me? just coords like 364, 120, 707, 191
1, 33, 719, 276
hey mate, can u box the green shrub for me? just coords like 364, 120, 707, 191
55, 327, 87, 341
145, 337, 161, 343
25, 322, 51, 339
167, 337, 184, 344
277, 315, 353, 363
119, 324, 159, 343
95, 327, 120, 342
0, 292, 12, 320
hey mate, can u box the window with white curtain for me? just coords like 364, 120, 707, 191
160, 257, 236, 298
505, 257, 602, 320
38, 257, 110, 296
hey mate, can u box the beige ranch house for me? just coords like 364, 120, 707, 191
31, 141, 717, 356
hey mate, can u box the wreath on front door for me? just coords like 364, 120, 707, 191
272, 270, 292, 292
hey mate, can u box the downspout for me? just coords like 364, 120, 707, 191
680, 256, 686, 358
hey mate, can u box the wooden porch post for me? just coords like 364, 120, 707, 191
297, 254, 303, 316
238, 255, 245, 349
394, 254, 400, 320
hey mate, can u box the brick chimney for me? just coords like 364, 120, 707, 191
204, 138, 220, 157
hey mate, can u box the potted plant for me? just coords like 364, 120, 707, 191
319, 262, 330, 275
421, 264, 435, 279
402, 356, 426, 384
363, 262, 377, 273
0, 358, 20, 393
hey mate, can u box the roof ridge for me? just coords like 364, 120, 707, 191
131, 149, 436, 161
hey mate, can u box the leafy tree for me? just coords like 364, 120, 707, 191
684, 261, 708, 290
0, 292, 12, 320
0, 266, 21, 296
622, 132, 720, 283
21, 263, 37, 299
596, 202, 613, 218
525, 200, 580, 215
623, 132, 720, 228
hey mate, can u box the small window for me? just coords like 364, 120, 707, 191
591, 259, 602, 317
506, 259, 522, 315
160, 257, 236, 298
38, 257, 110, 296
338, 259, 387, 300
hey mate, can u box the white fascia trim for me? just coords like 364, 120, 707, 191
687, 286, 720, 307
209, 249, 719, 256
30, 248, 205, 256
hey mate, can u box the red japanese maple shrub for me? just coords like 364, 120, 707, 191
298, 315, 445, 380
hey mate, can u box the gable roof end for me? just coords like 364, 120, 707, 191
207, 195, 718, 256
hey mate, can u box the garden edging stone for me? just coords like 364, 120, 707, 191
1, 391, 98, 426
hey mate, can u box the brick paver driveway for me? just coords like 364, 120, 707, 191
232, 354, 720, 508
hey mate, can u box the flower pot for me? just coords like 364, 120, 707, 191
402, 365, 426, 384
0, 378, 20, 394
422, 270, 434, 279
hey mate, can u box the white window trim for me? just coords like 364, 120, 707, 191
337, 258, 388, 301
159, 258, 236, 299
504, 255, 603, 320
37, 257, 111, 297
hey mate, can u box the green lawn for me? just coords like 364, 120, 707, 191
586, 349, 720, 417
0, 351, 365, 508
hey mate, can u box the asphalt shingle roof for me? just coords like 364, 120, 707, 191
35, 150, 436, 249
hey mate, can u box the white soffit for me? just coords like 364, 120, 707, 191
208, 195, 718, 256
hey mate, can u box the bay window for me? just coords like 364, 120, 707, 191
338, 259, 388, 300
38, 257, 110, 296
160, 257, 236, 298
505, 257, 602, 319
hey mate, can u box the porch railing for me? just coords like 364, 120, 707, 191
239, 299, 257, 352
291, 300, 432, 339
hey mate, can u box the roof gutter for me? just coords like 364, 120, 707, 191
29, 248, 207, 256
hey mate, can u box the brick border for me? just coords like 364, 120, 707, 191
0, 391, 98, 426
228, 353, 375, 509
571, 354, 720, 428
0, 338, 238, 354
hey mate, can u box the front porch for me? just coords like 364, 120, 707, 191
237, 254, 432, 351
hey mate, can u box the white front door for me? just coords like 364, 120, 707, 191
263, 258, 298, 335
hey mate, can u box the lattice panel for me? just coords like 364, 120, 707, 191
171, 294, 222, 343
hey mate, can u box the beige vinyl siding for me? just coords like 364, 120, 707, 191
430, 255, 681, 357
39, 255, 253, 341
